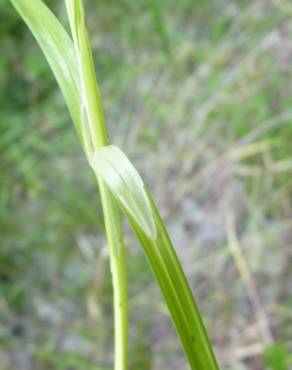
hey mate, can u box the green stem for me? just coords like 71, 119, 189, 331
98, 181, 128, 370
65, 2, 128, 369
98, 169, 128, 370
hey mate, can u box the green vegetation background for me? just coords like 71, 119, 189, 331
0, 0, 291, 369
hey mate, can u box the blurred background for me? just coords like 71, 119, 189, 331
0, 0, 292, 369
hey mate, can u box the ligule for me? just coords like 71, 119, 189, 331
90, 146, 157, 240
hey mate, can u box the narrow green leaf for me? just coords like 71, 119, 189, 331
65, 0, 108, 149
9, 0, 83, 143
149, 0, 173, 62
90, 145, 220, 370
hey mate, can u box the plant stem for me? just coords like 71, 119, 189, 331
98, 182, 128, 370
65, 2, 128, 369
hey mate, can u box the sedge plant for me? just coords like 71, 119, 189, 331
9, 1, 220, 369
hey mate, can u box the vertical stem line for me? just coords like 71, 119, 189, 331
98, 180, 128, 370
65, 2, 128, 369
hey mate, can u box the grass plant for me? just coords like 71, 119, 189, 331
9, 1, 219, 369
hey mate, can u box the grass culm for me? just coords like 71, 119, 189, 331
9, 1, 220, 369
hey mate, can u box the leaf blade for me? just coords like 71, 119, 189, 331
65, 0, 108, 149
90, 145, 220, 370
9, 0, 83, 141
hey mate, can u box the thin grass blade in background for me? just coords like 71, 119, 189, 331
149, 0, 173, 62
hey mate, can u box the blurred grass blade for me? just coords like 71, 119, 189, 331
9, 0, 83, 143
90, 145, 219, 370
149, 0, 173, 61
